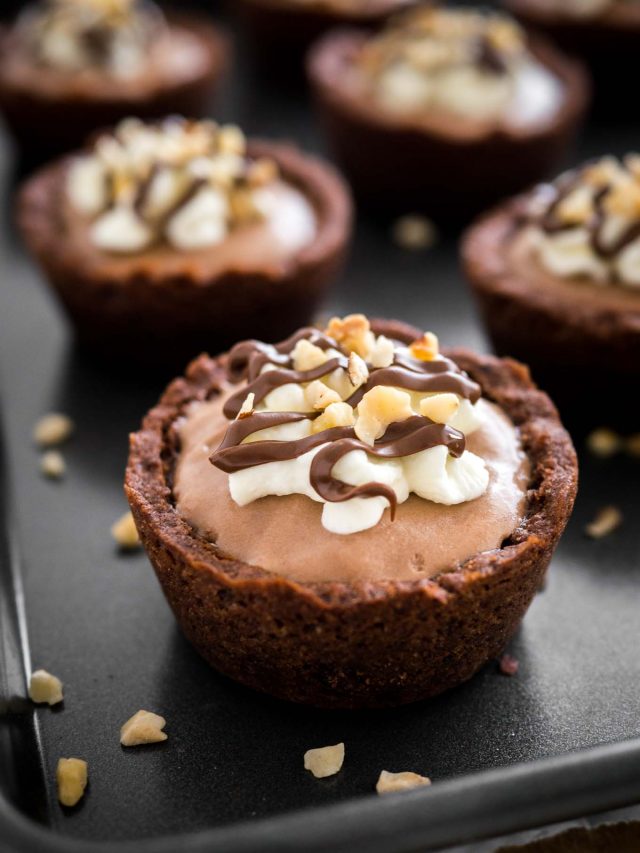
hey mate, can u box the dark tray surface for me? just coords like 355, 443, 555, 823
1, 10, 640, 851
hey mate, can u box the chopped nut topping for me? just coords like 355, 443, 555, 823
33, 413, 74, 448
40, 450, 66, 479
392, 215, 437, 251
29, 669, 64, 705
247, 157, 278, 188
347, 352, 369, 389
237, 393, 255, 420
304, 743, 345, 778
585, 505, 623, 539
57, 758, 88, 808
419, 393, 459, 424
355, 386, 414, 446
217, 125, 245, 156
409, 332, 439, 362
369, 335, 395, 369
605, 178, 640, 219
555, 187, 593, 225
325, 314, 374, 358
376, 770, 431, 794
120, 710, 168, 747
291, 338, 328, 372
111, 511, 141, 550
305, 380, 342, 411
626, 433, 640, 457
312, 402, 356, 434
586, 428, 622, 458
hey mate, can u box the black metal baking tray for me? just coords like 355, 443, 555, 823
2, 5, 640, 852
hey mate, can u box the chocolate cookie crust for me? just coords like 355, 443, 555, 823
17, 139, 352, 370
0, 13, 228, 161
307, 30, 589, 221
462, 198, 640, 430
125, 319, 577, 709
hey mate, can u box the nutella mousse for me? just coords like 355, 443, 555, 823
0, 0, 228, 160
463, 155, 640, 429
18, 117, 352, 369
126, 316, 578, 708
307, 6, 589, 221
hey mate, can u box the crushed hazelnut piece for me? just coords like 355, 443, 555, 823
586, 427, 622, 458
40, 450, 66, 479
304, 743, 345, 778
312, 402, 355, 434
625, 433, 640, 457
111, 511, 141, 550
585, 506, 623, 539
409, 332, 439, 362
29, 669, 64, 705
217, 124, 245, 155
499, 654, 519, 676
355, 386, 414, 446
556, 187, 593, 225
292, 339, 328, 372
57, 758, 88, 807
33, 413, 74, 448
325, 314, 374, 358
419, 393, 459, 424
347, 352, 369, 389
237, 393, 255, 420
369, 335, 395, 369
392, 215, 437, 251
376, 770, 431, 794
120, 710, 168, 747
305, 380, 341, 411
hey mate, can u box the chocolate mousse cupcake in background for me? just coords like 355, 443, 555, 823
504, 0, 640, 117
126, 314, 577, 709
308, 6, 589, 223
17, 116, 352, 370
0, 0, 228, 163
234, 0, 417, 78
463, 154, 640, 432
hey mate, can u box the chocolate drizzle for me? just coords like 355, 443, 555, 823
208, 326, 481, 521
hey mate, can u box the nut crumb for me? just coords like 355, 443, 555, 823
499, 654, 519, 676
29, 669, 64, 705
392, 215, 437, 251
111, 511, 140, 550
33, 413, 74, 448
57, 758, 88, 807
347, 352, 369, 389
355, 386, 414, 445
325, 314, 374, 358
312, 402, 355, 434
369, 335, 395, 369
585, 505, 623, 539
586, 428, 622, 458
376, 770, 431, 794
120, 710, 168, 747
40, 450, 66, 479
237, 393, 255, 420
409, 332, 439, 362
419, 393, 459, 424
305, 380, 341, 411
304, 743, 344, 778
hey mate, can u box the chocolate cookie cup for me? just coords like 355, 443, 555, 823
505, 0, 640, 117
307, 9, 589, 222
125, 317, 577, 709
462, 155, 640, 431
0, 6, 228, 163
17, 119, 352, 371
236, 0, 416, 77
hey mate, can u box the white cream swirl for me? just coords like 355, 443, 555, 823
524, 155, 640, 288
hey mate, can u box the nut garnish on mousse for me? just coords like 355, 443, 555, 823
174, 315, 529, 583
351, 7, 562, 128
66, 116, 316, 256
518, 155, 640, 288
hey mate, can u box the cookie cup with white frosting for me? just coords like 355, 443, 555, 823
125, 317, 577, 709
463, 155, 640, 430
307, 6, 589, 222
17, 117, 352, 370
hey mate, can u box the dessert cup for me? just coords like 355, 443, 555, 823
17, 119, 352, 371
463, 155, 640, 431
0, 4, 228, 163
307, 7, 589, 222
125, 316, 577, 709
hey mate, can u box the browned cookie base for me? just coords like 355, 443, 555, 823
505, 0, 640, 119
307, 31, 589, 223
125, 319, 577, 709
0, 14, 229, 164
17, 139, 352, 372
462, 200, 640, 433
